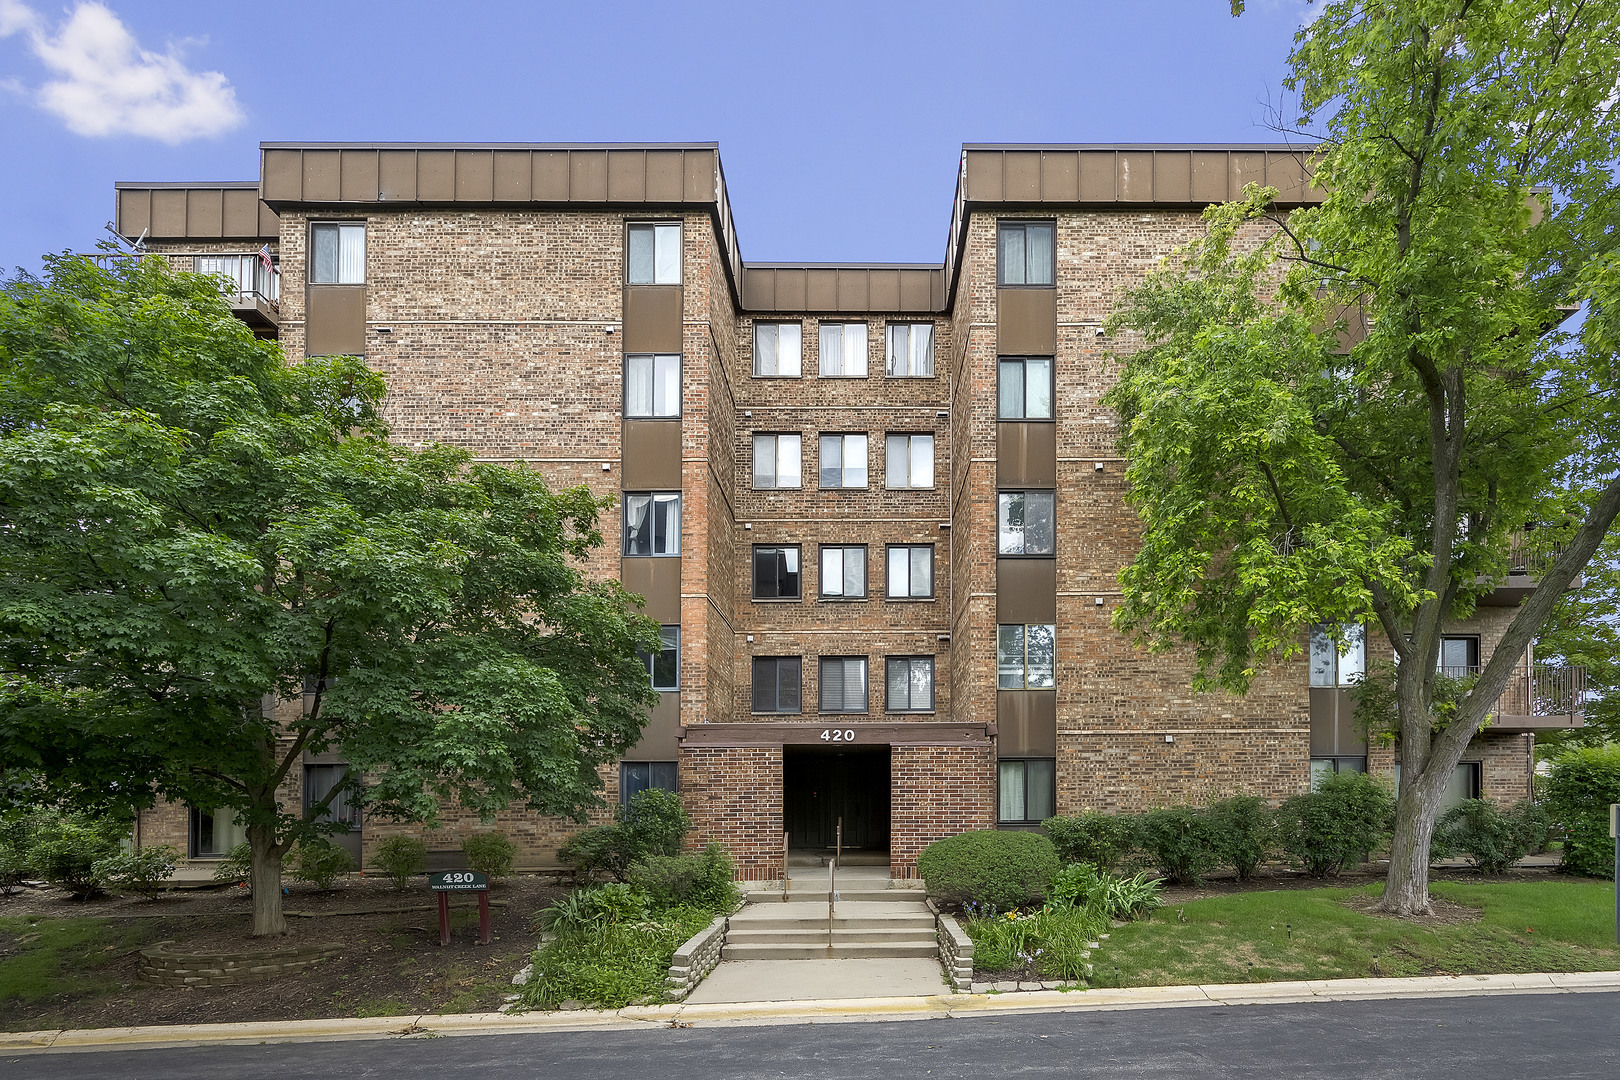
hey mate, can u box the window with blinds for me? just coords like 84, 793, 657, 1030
818, 657, 869, 713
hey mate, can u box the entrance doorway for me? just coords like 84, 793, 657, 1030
783, 745, 890, 854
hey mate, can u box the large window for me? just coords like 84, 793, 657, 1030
1439, 635, 1480, 677
311, 223, 365, 284
886, 657, 934, 712
819, 657, 869, 713
754, 322, 803, 377
885, 323, 934, 377
624, 493, 681, 555
620, 762, 677, 804
819, 545, 867, 599
819, 322, 868, 377
753, 545, 801, 600
1392, 761, 1481, 812
885, 434, 934, 489
752, 656, 802, 714
886, 545, 934, 599
304, 764, 360, 834
997, 221, 1055, 287
998, 358, 1053, 420
628, 222, 680, 285
753, 433, 802, 489
818, 434, 868, 489
998, 624, 1055, 689
998, 491, 1055, 555
625, 354, 680, 418
188, 806, 246, 858
1309, 623, 1366, 687
639, 626, 680, 690
998, 759, 1056, 823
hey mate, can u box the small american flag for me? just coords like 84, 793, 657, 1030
257, 244, 275, 272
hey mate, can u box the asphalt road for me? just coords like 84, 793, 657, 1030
7, 991, 1619, 1079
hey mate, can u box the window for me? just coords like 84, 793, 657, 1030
752, 656, 802, 713
638, 626, 679, 690
886, 657, 934, 712
1393, 761, 1480, 812
818, 322, 868, 377
1438, 636, 1480, 678
818, 434, 868, 489
304, 764, 360, 831
819, 545, 867, 599
997, 221, 1055, 287
998, 624, 1055, 689
998, 759, 1056, 823
1309, 757, 1367, 788
1309, 623, 1366, 687
752, 433, 802, 489
625, 354, 680, 418
998, 491, 1055, 555
188, 806, 246, 858
819, 657, 869, 713
624, 493, 681, 555
311, 223, 365, 284
998, 358, 1053, 420
886, 545, 934, 599
754, 322, 802, 377
885, 434, 934, 489
620, 762, 677, 804
628, 223, 680, 285
885, 323, 934, 377
753, 546, 801, 600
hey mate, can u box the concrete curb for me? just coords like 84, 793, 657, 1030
4, 970, 1618, 1054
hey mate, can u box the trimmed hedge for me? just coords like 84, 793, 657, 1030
917, 829, 1061, 910
1434, 799, 1551, 874
1275, 771, 1394, 878
1544, 747, 1620, 877
1042, 812, 1139, 872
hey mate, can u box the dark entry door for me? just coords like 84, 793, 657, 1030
784, 747, 890, 851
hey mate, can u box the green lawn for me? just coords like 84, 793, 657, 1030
1094, 880, 1620, 988
0, 916, 158, 1005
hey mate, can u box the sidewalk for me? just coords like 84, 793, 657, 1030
4, 970, 1617, 1055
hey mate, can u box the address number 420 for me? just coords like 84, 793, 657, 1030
820, 729, 856, 742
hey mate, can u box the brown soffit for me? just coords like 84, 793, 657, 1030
115, 182, 278, 243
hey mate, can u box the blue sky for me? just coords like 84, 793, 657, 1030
0, 0, 1319, 274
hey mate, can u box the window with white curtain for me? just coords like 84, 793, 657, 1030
998, 624, 1055, 688
754, 322, 802, 377
819, 545, 867, 599
818, 434, 868, 488
624, 354, 680, 418
997, 221, 1055, 287
885, 434, 934, 489
998, 358, 1054, 419
818, 322, 868, 377
998, 491, 1056, 555
752, 433, 802, 489
818, 657, 869, 713
998, 759, 1055, 823
886, 657, 934, 712
628, 223, 681, 285
885, 323, 934, 377
311, 223, 365, 284
623, 493, 681, 555
886, 545, 933, 599
1309, 623, 1366, 687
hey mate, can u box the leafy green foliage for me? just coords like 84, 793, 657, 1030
1208, 796, 1275, 881
1047, 863, 1165, 923
1042, 812, 1140, 872
557, 789, 692, 882
461, 832, 516, 881
1276, 772, 1395, 878
370, 836, 427, 890
917, 829, 1061, 910
962, 905, 1105, 982
1543, 747, 1620, 877
1137, 806, 1224, 885
28, 812, 127, 899
626, 843, 739, 913
91, 845, 177, 898
520, 905, 711, 1010
1434, 800, 1552, 874
0, 808, 41, 895
288, 838, 353, 891
211, 842, 251, 886
533, 883, 651, 936
1536, 535, 1620, 755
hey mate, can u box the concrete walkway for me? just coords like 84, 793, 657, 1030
684, 958, 946, 1003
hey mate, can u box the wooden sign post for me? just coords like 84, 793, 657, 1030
429, 870, 490, 946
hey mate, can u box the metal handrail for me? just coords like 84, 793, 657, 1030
1436, 662, 1587, 718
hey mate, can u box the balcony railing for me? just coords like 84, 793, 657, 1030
194, 254, 280, 312
1506, 533, 1565, 577
1438, 663, 1587, 721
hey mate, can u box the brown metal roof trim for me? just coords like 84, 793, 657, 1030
740, 264, 946, 314
114, 182, 278, 243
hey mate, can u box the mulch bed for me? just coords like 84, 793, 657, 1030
0, 875, 570, 1032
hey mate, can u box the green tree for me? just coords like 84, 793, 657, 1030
1105, 0, 1620, 915
0, 255, 660, 934
1534, 532, 1620, 755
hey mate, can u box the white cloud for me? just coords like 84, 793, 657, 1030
1, 1, 243, 143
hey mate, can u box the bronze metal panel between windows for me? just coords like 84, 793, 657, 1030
341, 151, 379, 202
223, 189, 260, 236
623, 286, 684, 353
997, 558, 1057, 625
630, 693, 682, 759
1191, 152, 1229, 203
997, 288, 1057, 355
1117, 151, 1154, 202
646, 151, 685, 202
151, 190, 186, 236
1155, 152, 1192, 203
262, 149, 304, 202
1004, 152, 1041, 201
570, 150, 608, 202
417, 150, 456, 201
1309, 688, 1367, 757
997, 423, 1057, 488
378, 150, 418, 201
608, 150, 647, 201
493, 151, 531, 200
622, 421, 683, 490
185, 188, 223, 237
679, 721, 992, 748
996, 692, 1057, 757
620, 556, 681, 623
305, 285, 366, 357
1041, 152, 1079, 201
533, 152, 570, 200
455, 151, 495, 202
302, 150, 341, 202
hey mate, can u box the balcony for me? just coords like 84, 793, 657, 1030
1479, 531, 1575, 606
194, 255, 280, 336
1440, 663, 1587, 733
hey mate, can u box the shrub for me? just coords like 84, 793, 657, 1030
30, 812, 127, 899
1138, 805, 1223, 885
0, 808, 41, 895
626, 843, 739, 913
1544, 747, 1620, 877
961, 905, 1105, 981
1046, 862, 1164, 922
289, 838, 354, 890
211, 842, 252, 886
535, 882, 652, 936
1209, 795, 1274, 881
92, 845, 178, 898
558, 789, 693, 882
462, 831, 517, 880
1276, 771, 1395, 878
522, 905, 712, 1010
1042, 812, 1140, 872
371, 836, 428, 890
557, 825, 632, 882
1435, 799, 1553, 874
917, 829, 1061, 910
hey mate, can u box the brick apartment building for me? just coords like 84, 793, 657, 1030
111, 142, 1582, 879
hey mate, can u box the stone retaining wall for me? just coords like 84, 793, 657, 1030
930, 901, 973, 992
138, 940, 342, 988
665, 915, 727, 999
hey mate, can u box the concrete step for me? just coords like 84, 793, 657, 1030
747, 889, 923, 903
728, 915, 936, 933
725, 926, 936, 944
721, 940, 940, 960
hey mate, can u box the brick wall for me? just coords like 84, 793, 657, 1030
681, 746, 783, 880
891, 745, 996, 877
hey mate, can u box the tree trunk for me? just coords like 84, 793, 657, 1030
1379, 773, 1443, 916
248, 824, 287, 936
